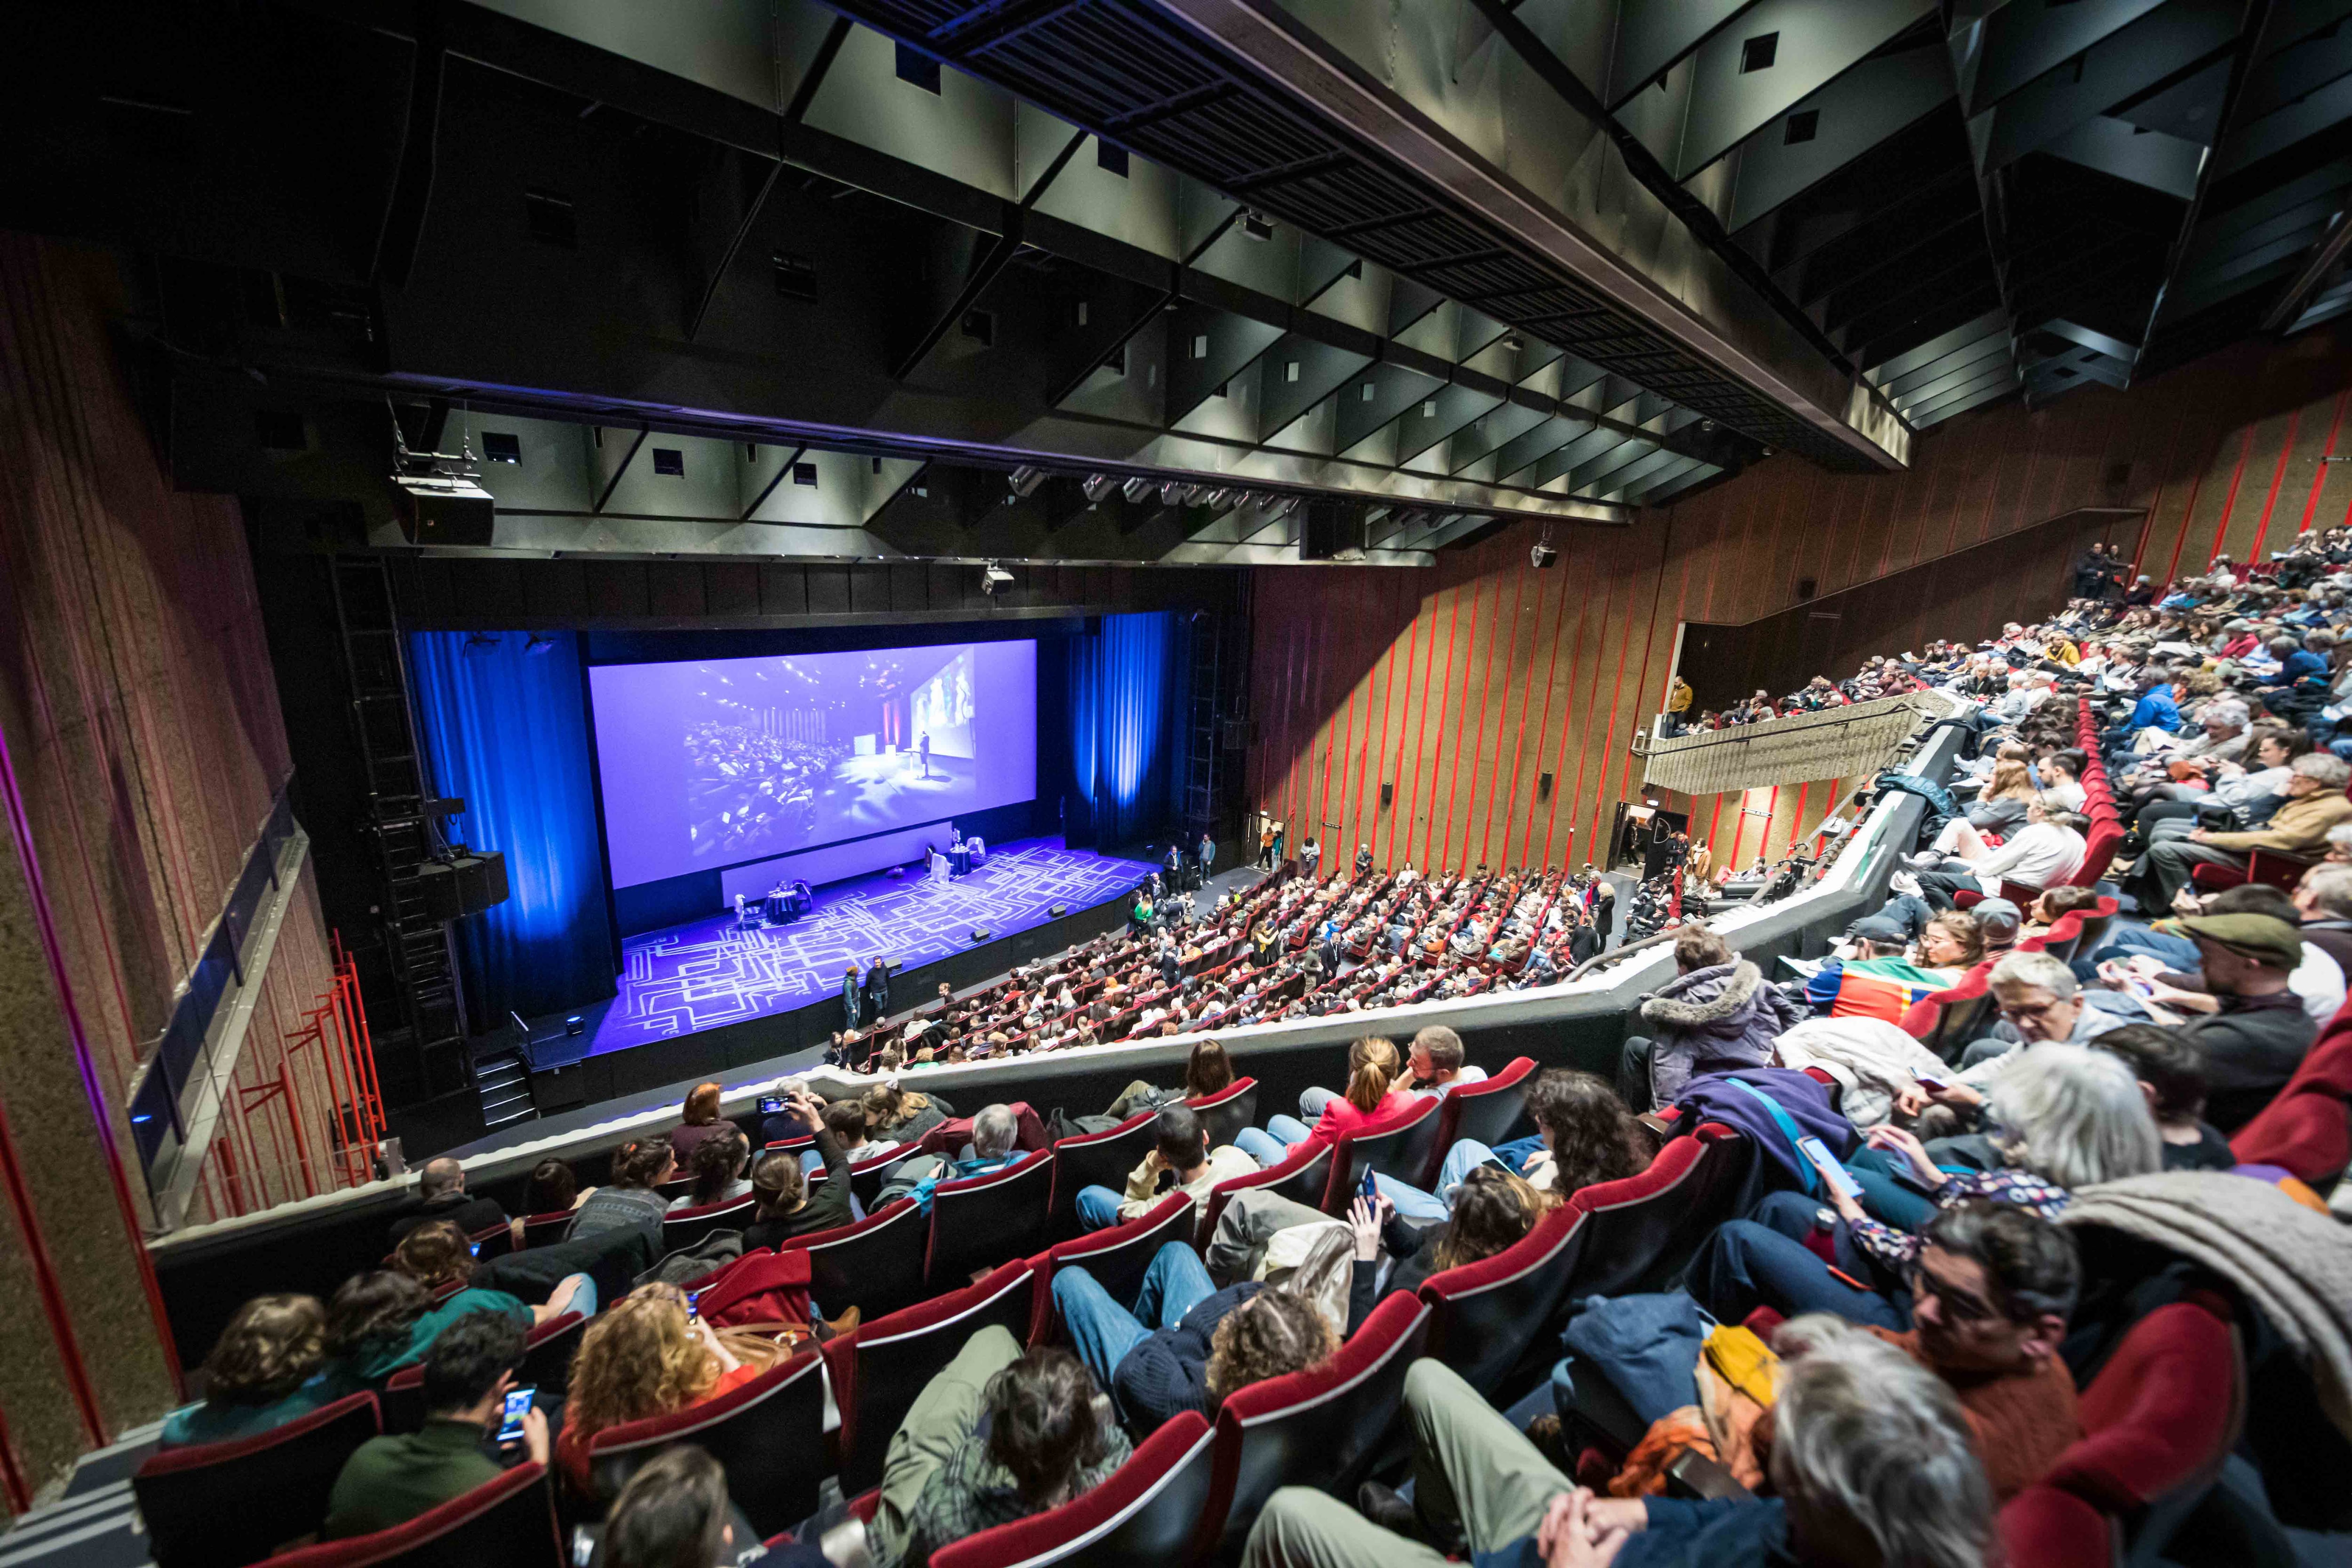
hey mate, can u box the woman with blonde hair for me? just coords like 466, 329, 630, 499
1234, 1036, 1440, 1214
1964, 757, 2041, 836
555, 1285, 762, 1496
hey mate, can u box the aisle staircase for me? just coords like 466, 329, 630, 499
472, 1045, 536, 1133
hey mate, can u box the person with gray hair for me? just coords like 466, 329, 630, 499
888, 1103, 1034, 1214
1925, 949, 2122, 1093
1240, 1324, 1995, 1568
1691, 1044, 2157, 1329
2132, 749, 2352, 907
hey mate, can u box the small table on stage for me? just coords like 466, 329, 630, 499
951, 845, 971, 877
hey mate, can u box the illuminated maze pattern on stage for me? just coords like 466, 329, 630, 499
591, 839, 1153, 1053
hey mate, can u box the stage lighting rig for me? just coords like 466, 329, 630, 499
1530, 526, 1558, 570
980, 560, 1015, 594
1007, 465, 1046, 498
1082, 473, 1117, 502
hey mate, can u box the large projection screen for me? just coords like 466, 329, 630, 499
588, 640, 1037, 890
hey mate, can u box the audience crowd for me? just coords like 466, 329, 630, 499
154, 530, 2352, 1567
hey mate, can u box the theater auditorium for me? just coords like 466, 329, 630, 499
6, 4, 2352, 1565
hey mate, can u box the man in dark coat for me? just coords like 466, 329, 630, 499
841, 962, 863, 1034
863, 959, 891, 1025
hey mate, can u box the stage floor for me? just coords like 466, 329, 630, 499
586, 837, 1154, 1056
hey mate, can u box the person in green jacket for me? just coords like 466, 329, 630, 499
161, 1293, 337, 1448
323, 1310, 546, 1538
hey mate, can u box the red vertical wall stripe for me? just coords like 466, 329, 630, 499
2244, 409, 2301, 567
2297, 390, 2349, 534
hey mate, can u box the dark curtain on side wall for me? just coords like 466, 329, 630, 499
1066, 612, 1191, 849
407, 631, 617, 1027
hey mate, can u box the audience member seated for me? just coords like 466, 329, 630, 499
1400, 1025, 1487, 1098
385, 1156, 505, 1250
1898, 796, 2087, 907
667, 1082, 735, 1168
889, 1103, 1028, 1213
1052, 1240, 1338, 1429
388, 1220, 593, 1369
322, 1271, 431, 1387
1096, 1038, 1234, 1124
1695, 1045, 2158, 1329
741, 1092, 856, 1250
668, 1124, 753, 1212
517, 1158, 593, 1233
1438, 1067, 1651, 1202
863, 1078, 951, 1147
556, 1285, 768, 1497
1234, 1038, 1444, 1218
568, 1136, 675, 1244
594, 1444, 821, 1568
1074, 1103, 1255, 1232
322, 1310, 546, 1538
874, 1338, 1132, 1568
1243, 1322, 1992, 1568
2090, 1024, 2237, 1170
2130, 751, 2352, 907
1933, 950, 2124, 1090
1619, 925, 1804, 1112
2157, 912, 2320, 1130
160, 1293, 334, 1448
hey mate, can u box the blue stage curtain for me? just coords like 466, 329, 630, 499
406, 631, 617, 1027
1067, 612, 1189, 846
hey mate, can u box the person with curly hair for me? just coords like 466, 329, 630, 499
385, 1219, 593, 1371
879, 1337, 1133, 1568
555, 1284, 759, 1498
160, 1293, 333, 1447
667, 1123, 752, 1212
1052, 1238, 1339, 1430
1402, 1068, 1653, 1212
321, 1270, 431, 1386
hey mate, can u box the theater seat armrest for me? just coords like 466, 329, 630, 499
1665, 1451, 1750, 1501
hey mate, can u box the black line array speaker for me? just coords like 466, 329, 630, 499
410, 851, 510, 922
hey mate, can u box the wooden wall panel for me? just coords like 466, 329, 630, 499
1248, 325, 2352, 881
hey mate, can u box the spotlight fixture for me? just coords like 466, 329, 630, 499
1121, 476, 1154, 502
386, 402, 495, 546
1203, 486, 1240, 509
1007, 465, 1046, 498
523, 633, 559, 656
1530, 526, 1558, 570
1503, 334, 1525, 352
462, 632, 502, 657
1082, 473, 1117, 501
1160, 480, 1187, 507
1271, 495, 1302, 520
1241, 211, 1274, 240
980, 560, 1015, 595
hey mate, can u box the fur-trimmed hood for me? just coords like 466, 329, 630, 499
1641, 960, 1763, 1030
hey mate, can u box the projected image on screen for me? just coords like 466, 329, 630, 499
589, 641, 1036, 890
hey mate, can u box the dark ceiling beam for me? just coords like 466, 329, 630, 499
1724, 42, 1955, 233
1459, 0, 1904, 420
2261, 210, 2352, 328
685, 15, 850, 342
370, 6, 446, 288
1606, 0, 1770, 108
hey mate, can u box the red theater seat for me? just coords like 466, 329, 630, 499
1321, 1096, 1444, 1215
660, 1192, 757, 1253
825, 1259, 1040, 1497
1187, 1077, 1260, 1151
1428, 1058, 1535, 1186
2041, 1296, 2242, 1556
780, 1196, 929, 1321
1046, 1111, 1161, 1240
1195, 1139, 1335, 1248
1030, 1193, 1195, 1344
519, 1210, 573, 1249
1565, 1124, 1749, 1298
588, 1351, 829, 1537
1193, 1291, 1431, 1559
1999, 1484, 2114, 1568
265, 1464, 561, 1568
931, 1413, 1218, 1568
927, 1149, 1054, 1290
134, 1391, 383, 1568
1418, 1203, 1590, 1400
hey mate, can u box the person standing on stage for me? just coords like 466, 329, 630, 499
1258, 820, 1275, 869
917, 730, 933, 780
1163, 841, 1183, 889
863, 959, 890, 1026
1271, 818, 1287, 867
840, 962, 862, 1034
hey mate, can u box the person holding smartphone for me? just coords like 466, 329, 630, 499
321, 1311, 546, 1538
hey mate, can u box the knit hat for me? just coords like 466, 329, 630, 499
1971, 898, 2023, 945
2177, 913, 2304, 969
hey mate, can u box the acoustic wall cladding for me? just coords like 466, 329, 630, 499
1247, 325, 2352, 880
0, 234, 349, 1497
